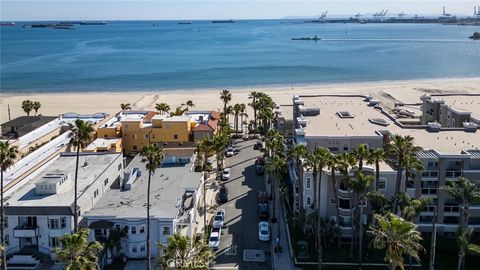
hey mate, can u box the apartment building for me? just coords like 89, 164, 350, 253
84, 156, 203, 261
286, 94, 480, 237
420, 94, 480, 128
97, 110, 219, 155
4, 152, 123, 256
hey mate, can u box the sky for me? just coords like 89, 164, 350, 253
1, 0, 479, 21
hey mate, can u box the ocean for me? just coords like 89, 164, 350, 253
1, 20, 479, 93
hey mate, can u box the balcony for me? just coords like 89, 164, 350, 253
421, 188, 438, 196
445, 170, 462, 179
421, 170, 439, 178
14, 226, 39, 238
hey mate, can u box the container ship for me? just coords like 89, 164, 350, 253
212, 19, 234, 23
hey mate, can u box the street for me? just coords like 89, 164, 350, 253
212, 138, 272, 270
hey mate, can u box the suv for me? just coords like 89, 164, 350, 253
217, 186, 228, 203
222, 168, 231, 180
255, 157, 266, 175
213, 209, 225, 228
257, 191, 268, 203
209, 227, 221, 251
257, 203, 269, 220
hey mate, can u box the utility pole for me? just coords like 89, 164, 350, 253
203, 171, 207, 233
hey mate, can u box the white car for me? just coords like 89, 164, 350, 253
222, 168, 231, 180
213, 209, 225, 228
226, 147, 234, 157
209, 227, 221, 250
258, 221, 270, 242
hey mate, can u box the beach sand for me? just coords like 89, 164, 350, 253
1, 78, 480, 123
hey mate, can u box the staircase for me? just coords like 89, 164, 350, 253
7, 254, 40, 269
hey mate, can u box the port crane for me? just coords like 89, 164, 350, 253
319, 11, 328, 20
398, 12, 406, 19
354, 13, 362, 19
373, 10, 388, 20
475, 6, 480, 16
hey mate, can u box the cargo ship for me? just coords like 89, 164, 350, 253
178, 21, 193, 24
291, 35, 321, 41
1, 22, 16, 26
80, 21, 107, 25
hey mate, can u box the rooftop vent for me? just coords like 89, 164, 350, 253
463, 122, 478, 132
427, 122, 442, 132
36, 171, 70, 195
299, 105, 320, 116
336, 111, 354, 118
369, 118, 390, 126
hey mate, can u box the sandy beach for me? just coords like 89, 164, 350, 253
1, 78, 480, 123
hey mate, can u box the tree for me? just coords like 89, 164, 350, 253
398, 193, 431, 222
211, 133, 228, 171
456, 227, 473, 270
232, 103, 242, 137
69, 119, 94, 233
185, 100, 195, 111
325, 153, 342, 247
105, 227, 127, 262
287, 144, 307, 217
54, 228, 103, 270
141, 144, 165, 270
348, 172, 374, 269
385, 135, 421, 213
353, 144, 370, 171
265, 154, 286, 225
367, 149, 385, 191
248, 91, 260, 130
155, 102, 171, 115
32, 101, 41, 116
265, 129, 283, 158
21, 100, 33, 116
370, 213, 423, 270
220, 89, 232, 116
0, 141, 18, 269
171, 105, 188, 116
403, 155, 423, 193
120, 103, 131, 112
160, 233, 212, 269
304, 147, 330, 270
239, 103, 247, 133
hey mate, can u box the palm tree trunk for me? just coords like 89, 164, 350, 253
350, 195, 356, 257
272, 174, 277, 222
375, 162, 380, 192
393, 166, 403, 215
330, 167, 341, 249
404, 171, 410, 193
456, 252, 463, 270
1, 170, 7, 270
390, 262, 396, 270
147, 171, 152, 270
358, 196, 364, 270
317, 173, 323, 270
313, 169, 318, 209
73, 145, 80, 233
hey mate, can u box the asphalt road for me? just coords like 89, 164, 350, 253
212, 138, 272, 270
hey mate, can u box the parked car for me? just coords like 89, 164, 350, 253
226, 147, 234, 157
213, 209, 225, 228
257, 203, 269, 220
222, 167, 231, 180
255, 157, 266, 175
257, 191, 268, 203
254, 141, 263, 150
258, 221, 270, 241
209, 227, 221, 250
217, 186, 228, 203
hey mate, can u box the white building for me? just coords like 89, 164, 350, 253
4, 152, 123, 258
84, 155, 204, 260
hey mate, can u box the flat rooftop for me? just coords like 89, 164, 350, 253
85, 156, 202, 219
84, 138, 121, 151
298, 96, 479, 155
101, 111, 150, 127
6, 152, 122, 208
434, 95, 480, 120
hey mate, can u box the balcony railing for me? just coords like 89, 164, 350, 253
13, 226, 39, 238
421, 188, 438, 196
444, 205, 460, 213
445, 170, 462, 178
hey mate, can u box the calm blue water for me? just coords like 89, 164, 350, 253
1, 20, 480, 93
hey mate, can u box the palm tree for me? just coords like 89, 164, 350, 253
21, 100, 33, 116
185, 100, 195, 111
220, 89, 232, 116
441, 177, 480, 228
155, 102, 171, 115
325, 153, 342, 248
353, 144, 370, 171
258, 107, 275, 134
211, 133, 228, 171
287, 144, 307, 215
54, 228, 103, 270
69, 119, 94, 233
304, 147, 330, 270
348, 172, 374, 269
32, 101, 41, 116
105, 227, 128, 262
455, 226, 473, 270
160, 233, 212, 269
239, 103, 247, 133
232, 104, 242, 137
367, 149, 385, 191
265, 129, 283, 158
265, 154, 286, 224
403, 155, 423, 193
120, 103, 131, 113
248, 91, 260, 130
141, 144, 165, 270
0, 141, 18, 269
171, 105, 187, 116
370, 213, 423, 270
397, 193, 432, 222
385, 135, 421, 213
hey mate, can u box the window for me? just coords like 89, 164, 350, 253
145, 134, 149, 139
173, 134, 178, 140
94, 189, 99, 198
330, 198, 337, 204
131, 243, 138, 253
420, 216, 433, 223
124, 225, 129, 234
49, 219, 60, 229
306, 177, 311, 189
306, 196, 312, 206
339, 198, 350, 209
328, 147, 339, 152
140, 242, 146, 252
163, 226, 171, 235
131, 225, 137, 234
343, 146, 349, 151
133, 145, 137, 150
140, 225, 145, 234
5, 235, 9, 246
61, 217, 66, 229
378, 180, 386, 190
118, 164, 122, 171
115, 224, 121, 230
49, 237, 60, 248
4, 217, 7, 228
104, 178, 109, 186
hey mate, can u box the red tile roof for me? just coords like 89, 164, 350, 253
193, 124, 214, 132
208, 111, 220, 130
143, 111, 158, 122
